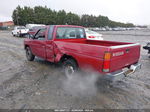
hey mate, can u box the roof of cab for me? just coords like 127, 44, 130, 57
47, 25, 84, 28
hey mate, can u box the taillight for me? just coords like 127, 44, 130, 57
103, 52, 111, 72
88, 36, 95, 38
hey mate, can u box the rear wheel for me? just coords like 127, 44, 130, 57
26, 47, 35, 61
63, 59, 78, 78
17, 32, 21, 37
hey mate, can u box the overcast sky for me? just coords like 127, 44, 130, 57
0, 0, 150, 25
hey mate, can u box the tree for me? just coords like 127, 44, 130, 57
65, 12, 80, 25
96, 15, 109, 27
56, 10, 67, 24
12, 5, 135, 27
80, 15, 90, 27
12, 5, 22, 25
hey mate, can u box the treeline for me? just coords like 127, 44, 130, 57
12, 6, 134, 28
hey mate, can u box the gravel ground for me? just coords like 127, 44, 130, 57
0, 30, 150, 109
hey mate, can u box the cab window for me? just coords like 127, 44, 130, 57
35, 28, 46, 40
56, 27, 86, 39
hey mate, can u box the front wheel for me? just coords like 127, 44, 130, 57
26, 47, 35, 61
63, 59, 78, 78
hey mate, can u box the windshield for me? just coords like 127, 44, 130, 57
17, 26, 25, 29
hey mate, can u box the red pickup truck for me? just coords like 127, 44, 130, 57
24, 25, 141, 81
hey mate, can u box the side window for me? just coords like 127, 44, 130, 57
56, 28, 66, 39
76, 28, 85, 38
64, 29, 76, 39
56, 27, 86, 39
35, 28, 46, 40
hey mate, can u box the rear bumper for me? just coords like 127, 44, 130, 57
104, 63, 141, 81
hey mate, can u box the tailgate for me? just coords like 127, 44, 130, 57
109, 43, 140, 72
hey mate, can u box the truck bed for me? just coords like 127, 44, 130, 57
56, 39, 133, 47
55, 39, 140, 73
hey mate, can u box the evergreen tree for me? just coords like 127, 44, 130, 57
12, 5, 135, 27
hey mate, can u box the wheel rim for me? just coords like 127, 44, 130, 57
65, 65, 75, 78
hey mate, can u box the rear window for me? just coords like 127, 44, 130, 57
56, 27, 86, 39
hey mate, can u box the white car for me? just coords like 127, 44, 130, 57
85, 29, 103, 40
12, 26, 29, 37
26, 24, 45, 29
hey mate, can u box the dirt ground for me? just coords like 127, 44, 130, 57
0, 30, 150, 109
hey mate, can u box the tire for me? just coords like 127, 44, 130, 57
12, 32, 15, 36
63, 59, 78, 78
19, 34, 22, 37
17, 32, 20, 37
26, 47, 35, 61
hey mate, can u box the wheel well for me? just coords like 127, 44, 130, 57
60, 54, 78, 67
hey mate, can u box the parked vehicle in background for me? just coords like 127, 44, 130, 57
26, 24, 45, 31
12, 26, 29, 37
85, 29, 103, 40
143, 42, 150, 57
24, 25, 141, 81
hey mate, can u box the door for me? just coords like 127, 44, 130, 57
31, 28, 46, 59
45, 25, 55, 62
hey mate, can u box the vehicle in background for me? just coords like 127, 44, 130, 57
24, 25, 141, 81
85, 29, 103, 40
99, 27, 106, 31
105, 27, 113, 31
26, 24, 45, 30
12, 26, 29, 37
143, 42, 150, 57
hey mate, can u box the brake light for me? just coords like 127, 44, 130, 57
88, 36, 95, 38
103, 52, 111, 72
104, 52, 111, 60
